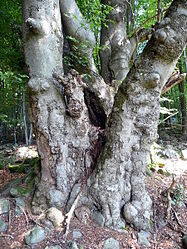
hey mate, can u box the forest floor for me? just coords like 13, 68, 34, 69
0, 130, 186, 249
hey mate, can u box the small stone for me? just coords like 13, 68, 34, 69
46, 207, 64, 227
24, 226, 46, 245
0, 198, 9, 214
157, 217, 166, 228
165, 146, 179, 159
0, 219, 8, 232
182, 150, 187, 160
45, 246, 62, 249
42, 219, 54, 229
2, 178, 22, 196
137, 230, 151, 247
182, 234, 187, 249
67, 241, 79, 249
10, 188, 20, 197
15, 197, 25, 216
103, 237, 120, 249
72, 229, 82, 240
123, 204, 138, 223
91, 210, 105, 227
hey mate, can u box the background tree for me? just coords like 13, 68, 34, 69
0, 0, 32, 145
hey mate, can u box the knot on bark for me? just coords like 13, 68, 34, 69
26, 17, 50, 36
159, 17, 171, 28
53, 69, 86, 118
28, 77, 50, 93
154, 29, 167, 43
143, 72, 161, 89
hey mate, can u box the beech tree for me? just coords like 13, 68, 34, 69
22, 0, 187, 231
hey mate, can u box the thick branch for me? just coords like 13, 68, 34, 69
59, 0, 96, 72
162, 71, 186, 94
130, 28, 154, 55
100, 0, 131, 84
59, 0, 114, 115
157, 0, 162, 23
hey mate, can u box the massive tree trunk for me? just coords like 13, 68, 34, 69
22, 0, 187, 230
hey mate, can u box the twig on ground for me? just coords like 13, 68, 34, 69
166, 174, 175, 220
7, 198, 29, 228
19, 205, 29, 228
0, 234, 14, 239
26, 207, 47, 229
153, 202, 158, 249
8, 209, 11, 232
63, 190, 82, 238
171, 207, 183, 228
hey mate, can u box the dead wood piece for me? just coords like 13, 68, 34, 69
172, 207, 183, 228
166, 174, 175, 221
162, 72, 186, 94
63, 190, 82, 238
8, 210, 11, 232
0, 234, 14, 239
19, 205, 29, 228
153, 202, 158, 249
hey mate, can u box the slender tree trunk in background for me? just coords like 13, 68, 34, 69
157, 0, 162, 23
22, 0, 187, 230
28, 122, 33, 145
13, 126, 17, 146
179, 57, 187, 135
23, 87, 29, 145
14, 93, 18, 146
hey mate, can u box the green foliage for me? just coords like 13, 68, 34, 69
0, 0, 23, 71
0, 160, 5, 170
159, 49, 187, 130
134, 0, 172, 31
8, 163, 27, 173
24, 157, 40, 182
76, 0, 113, 37
0, 0, 30, 143
171, 181, 185, 206
76, 0, 113, 70
64, 36, 90, 70
0, 69, 29, 142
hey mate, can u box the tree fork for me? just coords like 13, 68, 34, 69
22, 0, 187, 232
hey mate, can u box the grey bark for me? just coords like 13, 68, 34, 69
100, 0, 134, 85
89, 0, 187, 230
179, 57, 187, 135
22, 0, 187, 232
59, 0, 114, 116
23, 0, 99, 213
59, 0, 96, 73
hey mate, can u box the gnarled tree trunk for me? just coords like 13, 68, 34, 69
22, 0, 187, 231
